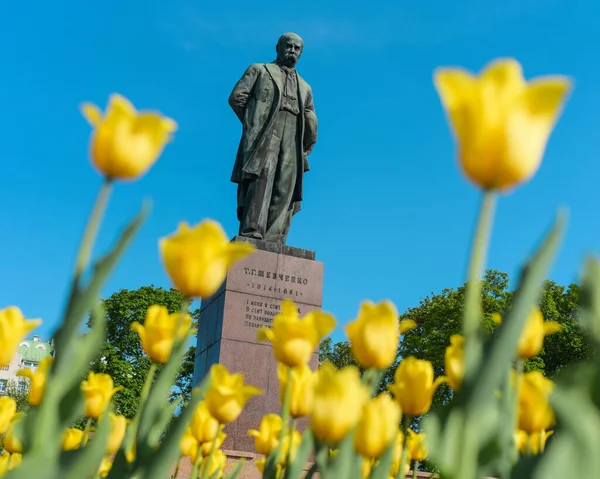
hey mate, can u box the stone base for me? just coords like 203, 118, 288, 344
193, 239, 323, 453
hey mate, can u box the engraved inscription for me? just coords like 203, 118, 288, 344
244, 299, 302, 330
243, 267, 308, 298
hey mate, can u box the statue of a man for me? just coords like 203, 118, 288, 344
228, 32, 318, 245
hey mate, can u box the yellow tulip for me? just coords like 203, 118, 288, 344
106, 413, 127, 455
406, 429, 428, 461
361, 458, 373, 478
257, 299, 336, 367
345, 300, 404, 369
81, 372, 122, 419
130, 305, 193, 364
248, 414, 282, 455
190, 401, 221, 443
17, 356, 53, 406
200, 429, 226, 456
518, 309, 561, 359
514, 429, 553, 455
0, 307, 41, 367
180, 427, 199, 460
277, 362, 316, 418
444, 334, 465, 391
4, 418, 22, 454
0, 397, 17, 435
0, 454, 8, 477
310, 362, 369, 445
434, 58, 571, 190
99, 458, 113, 478
255, 458, 266, 474
518, 371, 555, 433
7, 453, 21, 471
62, 428, 86, 451
81, 93, 176, 180
159, 220, 255, 299
400, 319, 417, 335
200, 449, 226, 478
354, 393, 401, 459
389, 357, 446, 416
205, 364, 262, 424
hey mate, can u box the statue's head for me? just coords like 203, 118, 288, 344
276, 33, 304, 67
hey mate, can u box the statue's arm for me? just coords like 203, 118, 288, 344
229, 64, 260, 122
303, 87, 318, 155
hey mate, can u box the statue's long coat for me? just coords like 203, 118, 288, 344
228, 62, 318, 220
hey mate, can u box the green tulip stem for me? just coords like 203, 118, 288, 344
463, 190, 497, 337
396, 415, 412, 479
73, 178, 113, 280
190, 447, 204, 479
82, 417, 92, 446
276, 365, 293, 465
412, 460, 419, 479
200, 428, 221, 479
124, 361, 157, 460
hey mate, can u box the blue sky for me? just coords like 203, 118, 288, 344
1, 0, 599, 344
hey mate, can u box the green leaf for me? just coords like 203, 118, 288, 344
147, 397, 182, 447
578, 257, 600, 342
326, 430, 361, 479
284, 429, 314, 479
369, 440, 395, 479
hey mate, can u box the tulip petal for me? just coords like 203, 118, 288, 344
525, 77, 571, 117
225, 242, 256, 266
399, 319, 416, 335
257, 327, 275, 343
81, 103, 103, 127
542, 321, 562, 336
433, 68, 477, 142
480, 58, 525, 99
306, 311, 336, 339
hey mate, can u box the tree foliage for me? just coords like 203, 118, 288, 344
88, 285, 199, 418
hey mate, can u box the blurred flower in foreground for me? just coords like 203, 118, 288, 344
200, 449, 226, 478
180, 427, 199, 460
445, 334, 465, 391
62, 428, 86, 451
515, 429, 554, 455
4, 417, 23, 454
131, 305, 193, 364
434, 58, 571, 190
190, 401, 220, 443
0, 307, 41, 367
311, 362, 369, 445
277, 363, 316, 418
406, 429, 428, 461
518, 308, 561, 359
0, 397, 17, 435
248, 414, 282, 455
160, 220, 255, 299
205, 364, 262, 423
518, 371, 555, 433
17, 356, 53, 406
81, 372, 122, 419
106, 414, 127, 456
345, 300, 404, 369
389, 356, 446, 416
258, 299, 335, 367
354, 393, 401, 459
81, 94, 177, 180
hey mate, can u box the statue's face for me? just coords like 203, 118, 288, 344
277, 36, 303, 67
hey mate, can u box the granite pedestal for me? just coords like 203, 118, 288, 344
192, 237, 323, 476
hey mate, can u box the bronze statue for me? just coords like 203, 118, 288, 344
229, 32, 318, 245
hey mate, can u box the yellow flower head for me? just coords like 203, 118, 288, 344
518, 308, 561, 359
444, 334, 465, 391
200, 428, 226, 456
345, 300, 402, 370
0, 307, 41, 367
514, 429, 553, 455
61, 428, 86, 451
7, 452, 21, 471
310, 362, 369, 446
4, 416, 23, 454
389, 357, 446, 416
257, 299, 336, 367
81, 94, 177, 180
180, 427, 199, 460
277, 362, 316, 418
81, 372, 122, 419
0, 454, 8, 477
130, 305, 193, 364
205, 364, 263, 424
0, 397, 17, 435
159, 220, 255, 299
99, 458, 113, 478
361, 458, 373, 478
106, 413, 128, 456
518, 371, 555, 433
406, 429, 428, 461
434, 58, 571, 190
190, 401, 220, 443
354, 393, 401, 459
200, 449, 227, 479
248, 413, 282, 455
17, 356, 53, 406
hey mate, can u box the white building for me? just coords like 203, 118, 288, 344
0, 335, 55, 394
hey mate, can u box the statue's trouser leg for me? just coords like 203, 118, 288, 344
238, 112, 287, 239
264, 111, 298, 243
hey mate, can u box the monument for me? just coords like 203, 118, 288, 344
192, 33, 322, 477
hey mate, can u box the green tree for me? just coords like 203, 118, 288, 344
5, 379, 31, 413
88, 285, 199, 418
